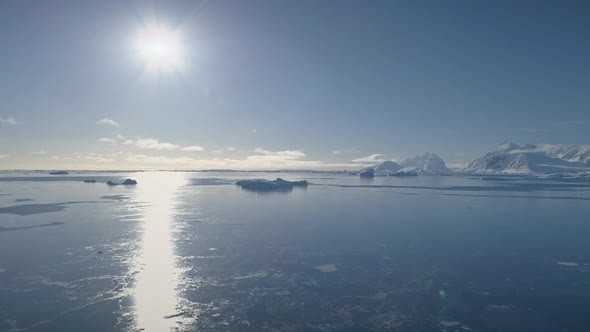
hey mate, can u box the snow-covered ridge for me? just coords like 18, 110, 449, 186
461, 141, 590, 175
363, 143, 590, 176
400, 153, 451, 174
373, 161, 402, 175
511, 144, 590, 163
371, 153, 450, 175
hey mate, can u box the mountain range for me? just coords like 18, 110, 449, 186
373, 153, 450, 175
460, 142, 590, 175
369, 142, 590, 176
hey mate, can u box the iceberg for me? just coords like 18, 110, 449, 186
359, 168, 375, 178
236, 178, 308, 192
106, 179, 138, 186
49, 171, 69, 175
122, 179, 138, 185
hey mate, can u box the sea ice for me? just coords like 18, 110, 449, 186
314, 264, 338, 272
556, 261, 579, 267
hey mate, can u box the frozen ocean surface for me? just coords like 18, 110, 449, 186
1, 171, 590, 331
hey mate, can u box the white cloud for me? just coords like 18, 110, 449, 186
98, 135, 128, 146
352, 154, 386, 163
0, 117, 20, 125
227, 147, 236, 151
332, 148, 361, 155
181, 145, 205, 152
253, 148, 271, 154
19, 148, 370, 170
243, 148, 309, 166
447, 163, 468, 170
557, 120, 585, 126
0, 154, 9, 159
253, 148, 306, 159
98, 138, 118, 145
30, 150, 50, 155
125, 138, 181, 150
515, 127, 548, 132
46, 153, 116, 164
126, 154, 199, 165
20, 144, 373, 171
125, 149, 336, 169
96, 118, 120, 127
119, 153, 360, 170
84, 155, 115, 163
345, 149, 361, 154
251, 129, 257, 134
100, 136, 206, 152
51, 156, 75, 161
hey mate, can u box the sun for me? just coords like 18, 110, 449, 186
134, 24, 184, 72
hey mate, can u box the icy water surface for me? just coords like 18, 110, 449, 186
1, 171, 590, 331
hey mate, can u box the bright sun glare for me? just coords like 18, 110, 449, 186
134, 25, 184, 72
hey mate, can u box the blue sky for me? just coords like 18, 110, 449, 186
1, 0, 589, 170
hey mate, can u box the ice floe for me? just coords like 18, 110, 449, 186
314, 264, 338, 272
236, 178, 308, 192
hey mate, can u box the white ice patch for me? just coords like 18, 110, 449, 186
557, 261, 579, 267
314, 264, 338, 273
487, 304, 514, 312
440, 320, 473, 331
233, 271, 268, 280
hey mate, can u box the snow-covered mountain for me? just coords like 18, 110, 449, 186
362, 143, 590, 176
373, 160, 402, 175
461, 142, 590, 175
400, 153, 451, 174
534, 144, 590, 164
370, 154, 450, 175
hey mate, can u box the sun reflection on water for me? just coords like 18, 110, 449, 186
131, 172, 187, 331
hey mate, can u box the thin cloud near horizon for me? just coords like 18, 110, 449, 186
352, 154, 387, 163
0, 117, 21, 125
96, 118, 120, 127
181, 146, 205, 152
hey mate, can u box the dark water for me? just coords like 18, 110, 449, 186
1, 171, 590, 331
